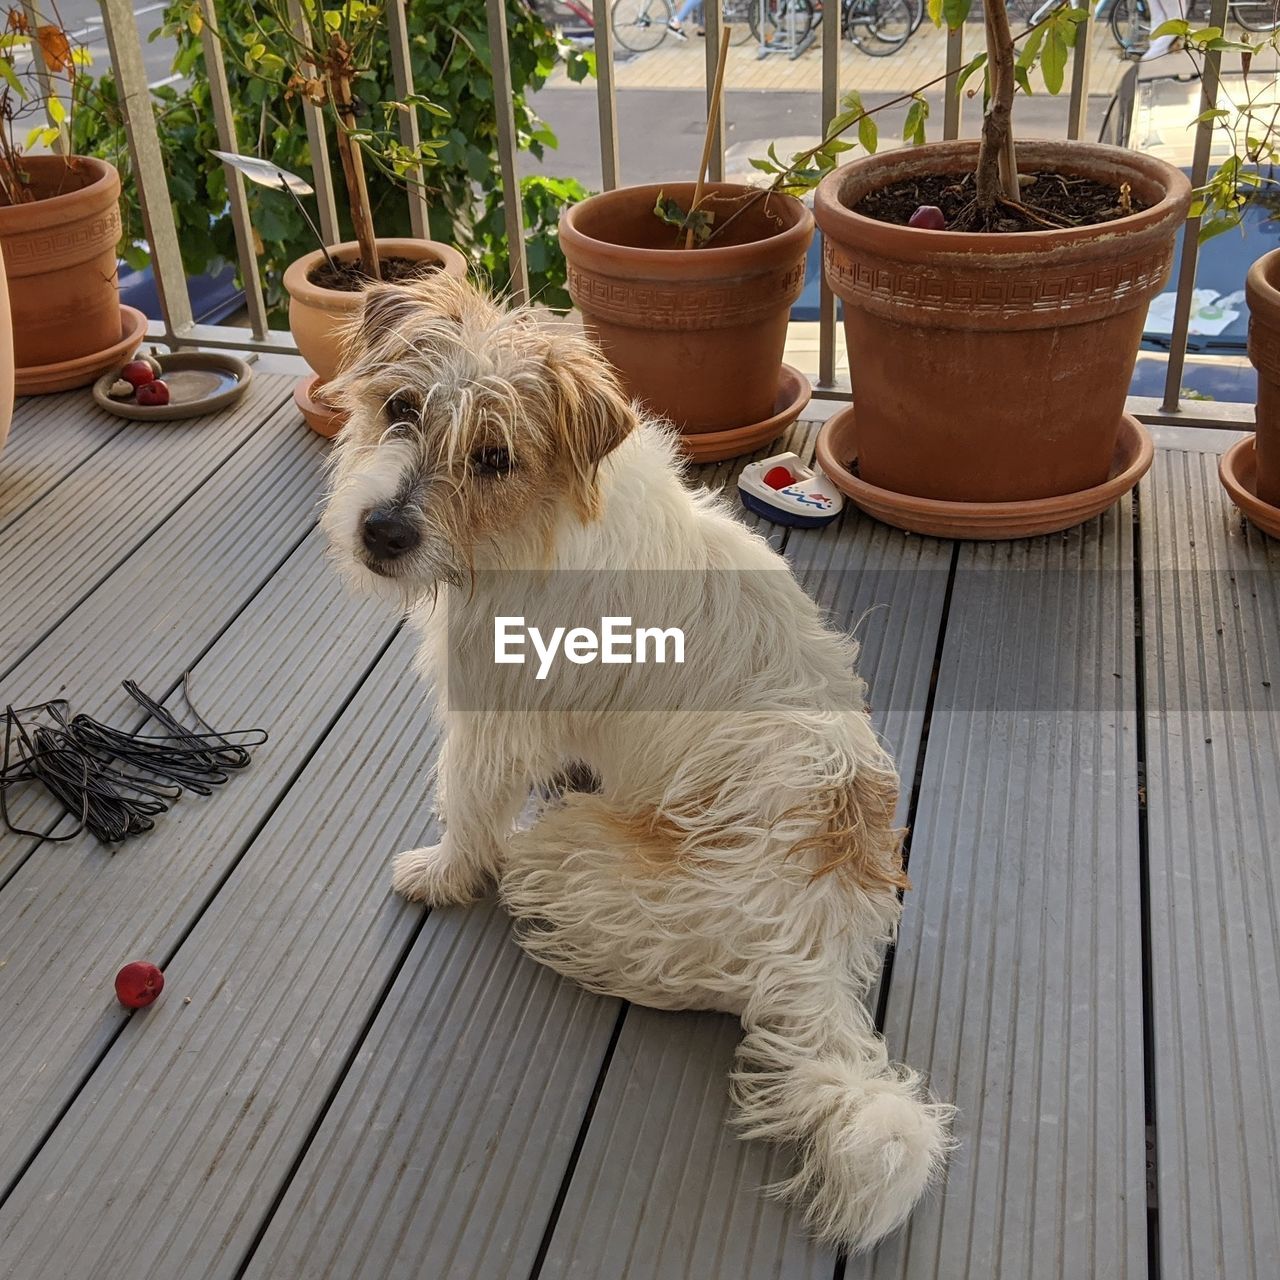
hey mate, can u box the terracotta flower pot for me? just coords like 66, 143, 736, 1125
1246, 248, 1280, 508
0, 155, 122, 382
0, 247, 12, 456
283, 238, 467, 384
559, 182, 814, 435
816, 141, 1191, 505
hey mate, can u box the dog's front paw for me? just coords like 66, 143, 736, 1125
391, 842, 483, 906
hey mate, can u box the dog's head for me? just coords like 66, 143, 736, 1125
321, 273, 635, 603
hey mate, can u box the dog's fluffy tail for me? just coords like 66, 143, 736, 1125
730, 1020, 953, 1252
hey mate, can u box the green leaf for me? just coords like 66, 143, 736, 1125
927, 0, 944, 24
1041, 27, 1068, 94
749, 156, 778, 173
0, 56, 23, 97
1017, 25, 1045, 68
956, 52, 987, 95
942, 0, 970, 29
902, 96, 929, 146
1150, 17, 1190, 37
1014, 64, 1033, 96
858, 113, 878, 153
47, 96, 67, 125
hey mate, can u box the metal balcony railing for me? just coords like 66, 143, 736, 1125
31, 0, 1262, 429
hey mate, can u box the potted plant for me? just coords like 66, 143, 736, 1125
782, 0, 1189, 538
559, 34, 815, 463
206, 0, 465, 434
1222, 248, 1280, 538
0, 11, 142, 394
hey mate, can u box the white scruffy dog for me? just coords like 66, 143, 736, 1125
321, 273, 952, 1250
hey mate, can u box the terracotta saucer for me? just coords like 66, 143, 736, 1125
294, 373, 347, 439
92, 352, 253, 421
678, 364, 812, 464
16, 305, 147, 396
816, 409, 1154, 540
1220, 434, 1280, 540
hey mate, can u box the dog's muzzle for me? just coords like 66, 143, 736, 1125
361, 504, 421, 568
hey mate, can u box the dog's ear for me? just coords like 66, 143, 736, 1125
359, 282, 414, 345
544, 339, 636, 522
359, 273, 473, 345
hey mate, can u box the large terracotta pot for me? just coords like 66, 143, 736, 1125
0, 155, 122, 377
815, 141, 1191, 504
0, 246, 12, 457
283, 237, 467, 383
559, 182, 813, 434
1246, 249, 1280, 508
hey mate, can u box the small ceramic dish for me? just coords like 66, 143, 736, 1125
92, 351, 253, 421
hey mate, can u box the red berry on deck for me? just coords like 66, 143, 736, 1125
136, 379, 171, 407
115, 961, 165, 1009
908, 205, 947, 231
763, 466, 794, 490
121, 360, 156, 389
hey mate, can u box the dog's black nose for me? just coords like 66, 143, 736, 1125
361, 506, 420, 560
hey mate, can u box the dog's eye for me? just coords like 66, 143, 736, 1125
471, 446, 513, 478
384, 394, 419, 432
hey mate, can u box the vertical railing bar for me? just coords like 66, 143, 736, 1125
591, 0, 621, 189
1160, 0, 1229, 414
818, 0, 840, 389
943, 22, 964, 141
19, 0, 68, 154
485, 0, 528, 304
1066, 0, 1091, 141
386, 0, 429, 239
286, 0, 340, 246
199, 0, 269, 341
704, 0, 726, 182
100, 0, 194, 337
1113, 60, 1138, 146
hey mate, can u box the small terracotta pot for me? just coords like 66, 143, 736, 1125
1246, 248, 1280, 508
0, 247, 12, 457
0, 155, 122, 378
816, 141, 1191, 505
560, 182, 814, 435
283, 238, 467, 383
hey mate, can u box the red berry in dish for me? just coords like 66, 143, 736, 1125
136, 380, 171, 407
121, 360, 156, 388
115, 961, 165, 1009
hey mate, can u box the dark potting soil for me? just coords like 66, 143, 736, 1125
307, 255, 442, 291
854, 170, 1148, 234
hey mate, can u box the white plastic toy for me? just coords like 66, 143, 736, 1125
737, 452, 844, 529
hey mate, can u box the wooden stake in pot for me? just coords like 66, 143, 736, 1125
687, 28, 732, 250
327, 36, 381, 281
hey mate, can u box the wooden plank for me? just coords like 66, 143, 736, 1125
0, 396, 127, 535
1141, 446, 1280, 1280
0, 522, 398, 1200
853, 502, 1147, 1280
0, 400, 328, 879
0, 629, 431, 1280
0, 372, 294, 675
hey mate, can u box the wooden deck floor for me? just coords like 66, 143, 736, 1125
0, 372, 1277, 1279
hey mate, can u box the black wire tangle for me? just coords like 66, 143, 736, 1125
0, 679, 268, 845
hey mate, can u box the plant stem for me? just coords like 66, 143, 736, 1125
707, 1, 1068, 246
687, 26, 732, 249
977, 0, 1020, 210
329, 61, 380, 279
